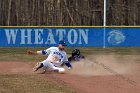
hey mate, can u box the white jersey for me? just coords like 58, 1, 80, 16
44, 47, 68, 67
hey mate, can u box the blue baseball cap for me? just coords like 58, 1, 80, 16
58, 40, 67, 46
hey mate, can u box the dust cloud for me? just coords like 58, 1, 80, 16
68, 55, 139, 76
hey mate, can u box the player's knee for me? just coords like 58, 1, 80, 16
53, 68, 65, 73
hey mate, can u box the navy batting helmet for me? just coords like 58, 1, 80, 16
72, 49, 80, 56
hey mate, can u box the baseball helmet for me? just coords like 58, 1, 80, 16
72, 49, 80, 56
58, 40, 67, 46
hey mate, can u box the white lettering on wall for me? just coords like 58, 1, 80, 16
45, 29, 56, 44
4, 28, 89, 46
56, 29, 66, 41
5, 29, 18, 44
78, 29, 88, 44
34, 29, 43, 44
68, 29, 78, 44
20, 29, 32, 44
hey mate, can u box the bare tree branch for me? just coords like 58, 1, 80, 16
7, 0, 12, 25
64, 0, 76, 25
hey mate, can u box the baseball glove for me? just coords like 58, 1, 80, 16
27, 50, 35, 55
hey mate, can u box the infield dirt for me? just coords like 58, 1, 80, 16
0, 54, 140, 93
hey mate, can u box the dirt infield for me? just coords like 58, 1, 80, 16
0, 61, 139, 93
0, 55, 140, 93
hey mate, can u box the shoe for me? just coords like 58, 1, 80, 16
33, 62, 41, 72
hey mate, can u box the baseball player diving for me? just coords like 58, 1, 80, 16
27, 40, 72, 73
68, 48, 85, 62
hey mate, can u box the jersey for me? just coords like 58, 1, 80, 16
43, 47, 68, 67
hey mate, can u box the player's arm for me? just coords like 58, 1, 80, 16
27, 50, 47, 55
27, 47, 53, 55
63, 61, 72, 69
63, 53, 72, 69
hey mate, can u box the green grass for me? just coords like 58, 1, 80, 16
0, 74, 77, 93
0, 47, 140, 62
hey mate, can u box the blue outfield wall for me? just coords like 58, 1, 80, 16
0, 27, 140, 47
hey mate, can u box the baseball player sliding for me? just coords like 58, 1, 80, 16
27, 40, 72, 73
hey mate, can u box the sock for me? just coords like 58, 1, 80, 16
36, 63, 44, 70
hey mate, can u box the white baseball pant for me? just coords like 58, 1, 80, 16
41, 59, 65, 73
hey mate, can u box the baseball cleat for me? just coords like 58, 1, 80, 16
33, 62, 41, 72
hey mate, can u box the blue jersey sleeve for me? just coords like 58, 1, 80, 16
42, 50, 47, 55
64, 61, 72, 68
41, 47, 53, 55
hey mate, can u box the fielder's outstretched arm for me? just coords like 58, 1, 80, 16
27, 50, 47, 55
63, 61, 72, 69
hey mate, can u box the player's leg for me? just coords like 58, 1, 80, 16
42, 59, 65, 73
33, 62, 44, 72
52, 66, 65, 73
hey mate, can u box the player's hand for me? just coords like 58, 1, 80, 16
27, 50, 36, 55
